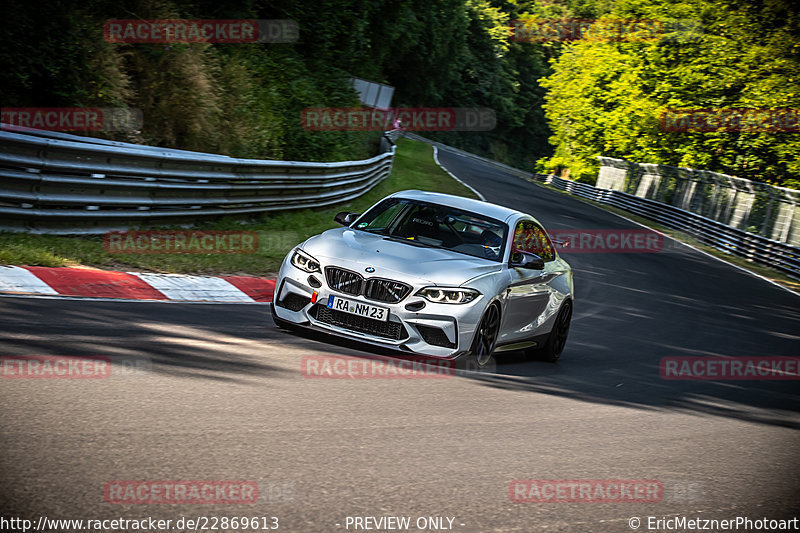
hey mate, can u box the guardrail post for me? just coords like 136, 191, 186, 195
596, 157, 628, 191
635, 163, 661, 199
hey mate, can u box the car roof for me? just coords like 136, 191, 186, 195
387, 189, 531, 224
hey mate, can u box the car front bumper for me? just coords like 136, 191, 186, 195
272, 261, 488, 358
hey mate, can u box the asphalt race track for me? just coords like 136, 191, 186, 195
1, 147, 799, 532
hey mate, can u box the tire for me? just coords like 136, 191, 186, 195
462, 303, 501, 371
529, 300, 572, 363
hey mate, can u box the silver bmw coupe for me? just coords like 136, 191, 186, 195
272, 190, 574, 368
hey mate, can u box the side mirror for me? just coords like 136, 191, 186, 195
334, 211, 360, 226
509, 250, 545, 270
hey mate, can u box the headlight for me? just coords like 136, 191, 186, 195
291, 249, 321, 273
416, 287, 480, 304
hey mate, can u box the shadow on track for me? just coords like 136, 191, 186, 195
0, 298, 295, 383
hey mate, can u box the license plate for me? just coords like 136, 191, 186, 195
327, 295, 389, 321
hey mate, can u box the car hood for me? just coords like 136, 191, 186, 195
301, 228, 500, 285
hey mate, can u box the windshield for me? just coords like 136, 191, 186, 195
352, 198, 508, 262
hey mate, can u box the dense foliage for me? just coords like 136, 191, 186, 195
1, 0, 797, 186
538, 0, 800, 187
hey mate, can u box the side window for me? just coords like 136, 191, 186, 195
512, 220, 555, 262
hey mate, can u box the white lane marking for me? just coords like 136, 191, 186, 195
433, 146, 487, 201
0, 266, 59, 295
132, 273, 256, 302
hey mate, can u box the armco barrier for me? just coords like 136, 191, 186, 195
0, 124, 394, 234
597, 156, 800, 247
535, 174, 800, 278
400, 132, 799, 278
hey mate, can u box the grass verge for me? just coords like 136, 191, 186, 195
0, 139, 478, 276
531, 180, 800, 294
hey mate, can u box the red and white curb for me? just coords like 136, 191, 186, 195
0, 265, 275, 303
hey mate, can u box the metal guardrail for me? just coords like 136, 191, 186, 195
393, 132, 799, 278
535, 174, 800, 278
597, 156, 800, 246
391, 132, 800, 278
0, 124, 395, 234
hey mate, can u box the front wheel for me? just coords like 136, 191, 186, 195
462, 303, 500, 371
529, 300, 572, 363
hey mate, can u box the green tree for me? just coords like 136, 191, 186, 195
538, 0, 800, 188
